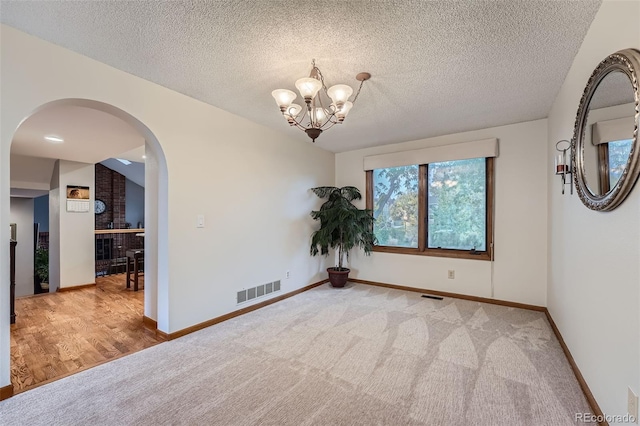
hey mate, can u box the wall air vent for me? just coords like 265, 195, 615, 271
237, 280, 282, 304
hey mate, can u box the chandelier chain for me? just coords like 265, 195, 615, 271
351, 79, 366, 104
312, 58, 365, 104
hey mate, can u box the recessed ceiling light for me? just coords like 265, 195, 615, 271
116, 158, 132, 165
142, 155, 147, 159
44, 135, 64, 143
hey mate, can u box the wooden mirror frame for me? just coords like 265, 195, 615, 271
572, 48, 640, 211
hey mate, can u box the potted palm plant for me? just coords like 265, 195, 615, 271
35, 247, 49, 291
310, 186, 376, 287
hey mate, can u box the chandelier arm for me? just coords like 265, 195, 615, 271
316, 94, 337, 117
283, 107, 309, 130
295, 113, 310, 130
289, 111, 336, 132
321, 119, 339, 131
317, 113, 334, 129
302, 94, 331, 129
300, 106, 312, 128
291, 121, 308, 131
287, 114, 309, 131
294, 103, 335, 130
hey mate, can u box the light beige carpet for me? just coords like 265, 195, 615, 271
0, 283, 592, 425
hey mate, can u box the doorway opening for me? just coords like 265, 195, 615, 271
6, 98, 169, 393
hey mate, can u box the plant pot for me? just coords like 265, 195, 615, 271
327, 267, 350, 288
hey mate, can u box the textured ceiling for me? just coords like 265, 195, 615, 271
590, 70, 635, 110
1, 1, 602, 152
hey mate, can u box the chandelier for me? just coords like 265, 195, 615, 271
271, 60, 370, 142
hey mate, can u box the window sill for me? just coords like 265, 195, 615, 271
372, 245, 492, 261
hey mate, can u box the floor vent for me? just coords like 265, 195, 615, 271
237, 280, 281, 304
422, 294, 444, 300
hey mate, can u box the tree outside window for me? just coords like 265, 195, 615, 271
373, 165, 418, 247
367, 157, 493, 260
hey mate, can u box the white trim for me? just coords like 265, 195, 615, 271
591, 116, 635, 145
363, 138, 499, 171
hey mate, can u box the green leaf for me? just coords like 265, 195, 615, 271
309, 186, 377, 269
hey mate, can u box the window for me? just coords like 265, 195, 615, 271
372, 165, 419, 248
598, 138, 632, 193
428, 158, 487, 251
367, 157, 494, 260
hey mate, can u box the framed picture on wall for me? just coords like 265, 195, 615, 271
66, 185, 90, 200
66, 185, 91, 212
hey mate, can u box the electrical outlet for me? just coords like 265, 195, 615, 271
629, 387, 639, 423
447, 270, 455, 279
286, 270, 290, 279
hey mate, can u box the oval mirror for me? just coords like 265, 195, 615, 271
572, 48, 640, 211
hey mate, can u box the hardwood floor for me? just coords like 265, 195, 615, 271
10, 274, 160, 393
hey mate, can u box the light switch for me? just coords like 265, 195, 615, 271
196, 214, 205, 228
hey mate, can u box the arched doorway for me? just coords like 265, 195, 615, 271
1, 98, 169, 395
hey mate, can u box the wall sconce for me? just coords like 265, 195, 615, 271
555, 139, 573, 195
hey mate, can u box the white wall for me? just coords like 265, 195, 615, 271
125, 178, 144, 227
144, 140, 160, 323
9, 197, 34, 297
0, 25, 335, 388
56, 160, 96, 289
47, 159, 95, 291
336, 119, 548, 306
547, 0, 640, 422
48, 160, 60, 293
